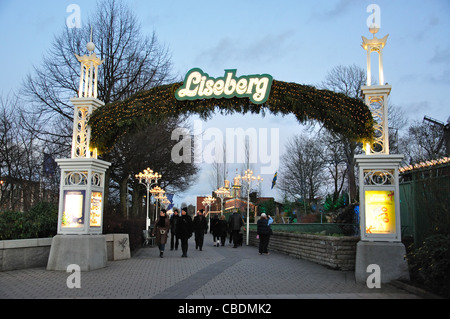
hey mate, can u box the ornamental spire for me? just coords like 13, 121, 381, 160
75, 29, 104, 98
361, 26, 389, 86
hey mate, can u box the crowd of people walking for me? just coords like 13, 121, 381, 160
150, 208, 273, 258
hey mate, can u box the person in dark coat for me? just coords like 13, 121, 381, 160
152, 209, 170, 258
228, 211, 244, 248
217, 215, 228, 246
170, 208, 180, 250
211, 214, 220, 246
257, 213, 272, 255
177, 207, 193, 257
193, 209, 208, 251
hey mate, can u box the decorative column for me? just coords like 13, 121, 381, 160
354, 26, 409, 284
47, 40, 112, 271
361, 28, 390, 155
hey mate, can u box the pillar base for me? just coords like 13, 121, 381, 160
355, 241, 410, 284
47, 235, 107, 271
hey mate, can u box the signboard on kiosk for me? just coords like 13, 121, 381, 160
62, 190, 85, 228
364, 190, 396, 235
90, 191, 103, 227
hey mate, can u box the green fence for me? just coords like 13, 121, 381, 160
399, 163, 450, 247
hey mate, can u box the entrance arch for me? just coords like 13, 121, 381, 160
89, 79, 374, 154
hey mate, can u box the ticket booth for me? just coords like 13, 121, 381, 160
56, 158, 111, 235
356, 155, 403, 242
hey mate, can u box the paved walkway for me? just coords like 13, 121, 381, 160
0, 235, 420, 299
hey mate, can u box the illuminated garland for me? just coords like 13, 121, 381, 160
399, 157, 450, 173
89, 80, 374, 153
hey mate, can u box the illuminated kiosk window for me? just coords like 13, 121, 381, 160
62, 190, 85, 228
90, 191, 103, 227
364, 190, 396, 236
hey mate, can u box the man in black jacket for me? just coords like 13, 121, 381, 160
228, 211, 244, 248
177, 207, 193, 257
193, 209, 208, 251
170, 209, 180, 250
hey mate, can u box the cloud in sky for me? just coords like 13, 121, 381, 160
194, 29, 297, 71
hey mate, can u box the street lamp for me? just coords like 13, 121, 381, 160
214, 186, 230, 216
150, 186, 165, 222
239, 169, 263, 246
135, 168, 162, 230
202, 195, 216, 215
202, 195, 216, 229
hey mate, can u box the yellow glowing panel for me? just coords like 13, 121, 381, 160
365, 190, 396, 235
62, 191, 85, 228
90, 192, 103, 227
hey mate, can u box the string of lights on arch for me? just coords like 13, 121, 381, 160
88, 80, 375, 154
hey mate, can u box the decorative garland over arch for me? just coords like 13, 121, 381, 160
89, 80, 374, 154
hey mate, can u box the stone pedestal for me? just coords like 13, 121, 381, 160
47, 235, 107, 271
106, 234, 131, 261
355, 241, 410, 284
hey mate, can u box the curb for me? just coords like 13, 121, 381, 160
391, 280, 444, 299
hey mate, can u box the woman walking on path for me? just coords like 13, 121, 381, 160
152, 209, 170, 258
177, 207, 193, 257
257, 213, 272, 255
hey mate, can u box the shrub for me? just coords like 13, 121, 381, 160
0, 210, 26, 240
407, 234, 450, 298
25, 202, 58, 238
0, 202, 58, 240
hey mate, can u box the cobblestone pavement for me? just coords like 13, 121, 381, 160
0, 235, 420, 299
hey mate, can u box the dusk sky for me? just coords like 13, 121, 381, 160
1, 0, 449, 206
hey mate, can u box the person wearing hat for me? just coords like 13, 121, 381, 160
257, 213, 272, 255
177, 207, 193, 257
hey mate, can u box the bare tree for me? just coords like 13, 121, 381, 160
400, 120, 447, 164
320, 64, 367, 99
110, 116, 198, 217
319, 65, 367, 202
0, 94, 53, 211
278, 134, 326, 207
20, 0, 181, 213
209, 142, 228, 191
22, 0, 175, 148
319, 131, 348, 204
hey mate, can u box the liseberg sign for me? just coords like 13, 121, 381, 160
175, 68, 273, 105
